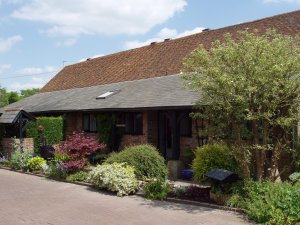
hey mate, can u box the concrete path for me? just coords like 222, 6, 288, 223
0, 169, 253, 225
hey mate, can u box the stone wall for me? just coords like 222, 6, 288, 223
1, 138, 34, 159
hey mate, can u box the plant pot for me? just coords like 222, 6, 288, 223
181, 169, 193, 180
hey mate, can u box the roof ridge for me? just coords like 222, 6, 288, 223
65, 9, 300, 68
40, 74, 180, 94
41, 9, 300, 92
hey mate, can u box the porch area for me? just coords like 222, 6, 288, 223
63, 109, 205, 177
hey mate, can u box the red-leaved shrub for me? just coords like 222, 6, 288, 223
57, 132, 106, 172
60, 158, 87, 171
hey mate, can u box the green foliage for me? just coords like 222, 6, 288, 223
66, 171, 89, 182
88, 163, 138, 196
26, 117, 64, 153
182, 29, 300, 180
10, 150, 33, 171
289, 172, 300, 184
227, 181, 300, 225
144, 180, 171, 200
0, 88, 40, 107
0, 85, 8, 107
96, 114, 113, 148
192, 144, 237, 182
7, 91, 20, 104
28, 156, 46, 171
20, 88, 40, 98
46, 160, 67, 179
105, 144, 168, 180
96, 113, 123, 151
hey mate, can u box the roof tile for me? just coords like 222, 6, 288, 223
41, 10, 300, 93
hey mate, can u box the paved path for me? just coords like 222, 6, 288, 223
0, 169, 253, 225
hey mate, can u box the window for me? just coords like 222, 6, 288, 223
83, 114, 97, 132
180, 114, 192, 137
125, 112, 143, 135
96, 90, 120, 99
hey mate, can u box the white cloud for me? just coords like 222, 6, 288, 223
79, 54, 104, 62
263, 0, 300, 2
8, 66, 57, 91
0, 35, 22, 52
8, 77, 48, 91
55, 38, 77, 47
11, 0, 187, 36
124, 27, 205, 49
16, 66, 56, 75
0, 64, 11, 73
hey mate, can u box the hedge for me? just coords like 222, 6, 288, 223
26, 117, 64, 153
192, 143, 238, 182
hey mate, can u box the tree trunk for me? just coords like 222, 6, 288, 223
232, 122, 251, 179
253, 120, 264, 181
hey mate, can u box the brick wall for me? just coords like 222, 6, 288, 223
1, 138, 34, 159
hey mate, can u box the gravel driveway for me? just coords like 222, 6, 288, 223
0, 169, 253, 225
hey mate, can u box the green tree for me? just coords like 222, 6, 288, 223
20, 88, 40, 98
0, 85, 8, 107
182, 30, 300, 181
7, 91, 20, 104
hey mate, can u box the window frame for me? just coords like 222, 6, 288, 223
124, 112, 143, 135
82, 113, 97, 133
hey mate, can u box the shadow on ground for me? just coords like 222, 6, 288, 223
131, 196, 215, 215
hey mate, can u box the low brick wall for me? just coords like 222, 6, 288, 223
1, 138, 34, 159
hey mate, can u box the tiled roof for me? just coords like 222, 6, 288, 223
1, 75, 199, 114
41, 10, 300, 93
0, 109, 35, 124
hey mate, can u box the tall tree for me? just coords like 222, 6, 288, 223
0, 86, 8, 107
7, 91, 20, 104
182, 30, 300, 181
20, 88, 40, 98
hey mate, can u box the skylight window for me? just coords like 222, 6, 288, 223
96, 90, 119, 99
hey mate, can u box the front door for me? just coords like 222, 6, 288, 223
158, 111, 180, 160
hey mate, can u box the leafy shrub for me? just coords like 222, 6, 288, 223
144, 180, 171, 200
192, 144, 237, 182
227, 180, 300, 225
57, 132, 106, 172
289, 172, 300, 184
88, 163, 138, 196
26, 117, 64, 153
46, 160, 67, 179
66, 171, 89, 182
28, 156, 46, 171
60, 158, 87, 172
10, 150, 33, 171
105, 144, 168, 180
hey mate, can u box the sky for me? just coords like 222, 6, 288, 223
0, 0, 299, 92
